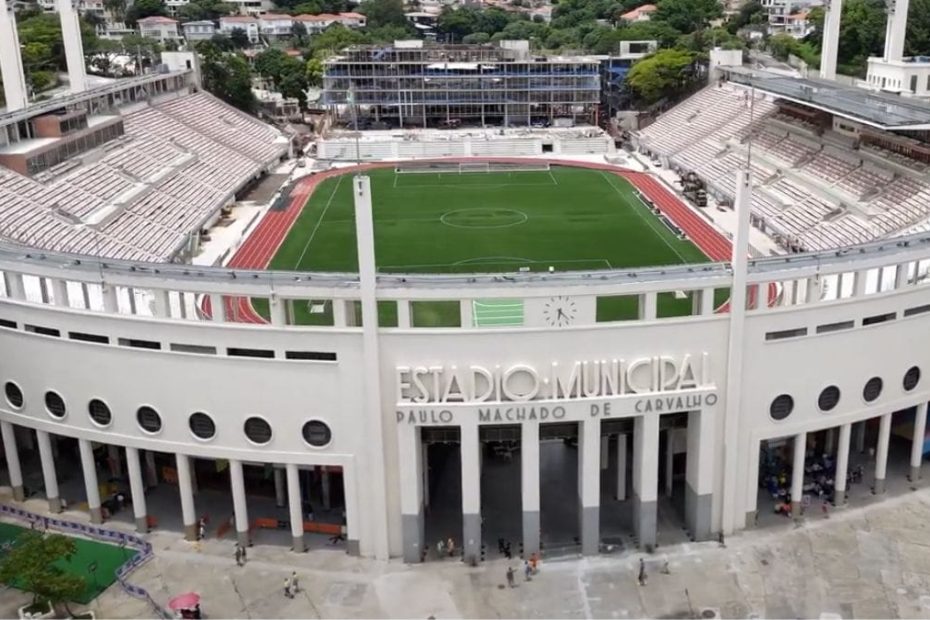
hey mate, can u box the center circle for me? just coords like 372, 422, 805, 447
440, 208, 528, 229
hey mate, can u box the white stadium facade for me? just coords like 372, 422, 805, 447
1, 0, 930, 570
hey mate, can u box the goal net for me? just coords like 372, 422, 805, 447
394, 161, 551, 174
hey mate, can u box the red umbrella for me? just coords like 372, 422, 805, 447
167, 593, 201, 611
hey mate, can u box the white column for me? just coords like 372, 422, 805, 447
522, 423, 540, 556
834, 423, 851, 505
896, 262, 910, 288
460, 423, 481, 563
51, 279, 70, 307
331, 298, 347, 327
4, 272, 25, 300
819, 0, 842, 79
208, 294, 226, 323
721, 167, 751, 534
639, 291, 657, 320
322, 469, 332, 510
460, 299, 474, 328
56, 0, 87, 92
398, 424, 423, 562
874, 412, 892, 494
686, 409, 715, 540
633, 414, 659, 548
397, 300, 411, 328
125, 447, 148, 532
0, 421, 24, 501
853, 270, 868, 297
911, 402, 928, 482
883, 0, 910, 62
229, 459, 250, 547
353, 176, 390, 560
579, 419, 600, 555
102, 283, 118, 313
176, 454, 197, 541
615, 433, 627, 501
0, 0, 28, 110
700, 287, 716, 315
36, 430, 61, 513
269, 296, 287, 326
78, 439, 102, 523
274, 467, 286, 507
791, 432, 806, 518
286, 463, 305, 552
664, 430, 674, 498
152, 290, 171, 318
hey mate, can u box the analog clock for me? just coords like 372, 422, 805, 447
543, 296, 577, 327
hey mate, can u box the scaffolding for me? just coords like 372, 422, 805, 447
322, 41, 601, 129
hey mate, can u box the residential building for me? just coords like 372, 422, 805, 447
258, 13, 294, 38
219, 15, 260, 42
137, 16, 182, 43
323, 39, 601, 128
221, 0, 275, 15
182, 20, 217, 41
165, 0, 191, 16
619, 3, 656, 22
293, 12, 367, 34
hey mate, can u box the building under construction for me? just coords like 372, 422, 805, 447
322, 40, 601, 129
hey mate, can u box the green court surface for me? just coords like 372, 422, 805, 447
257, 166, 720, 326
0, 523, 135, 604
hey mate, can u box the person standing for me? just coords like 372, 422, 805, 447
198, 518, 206, 541
241, 544, 247, 564
284, 577, 292, 599
506, 566, 515, 588
529, 552, 539, 573
437, 539, 445, 556
235, 544, 243, 567
638, 558, 647, 586
447, 537, 455, 557
524, 561, 532, 581
289, 571, 299, 595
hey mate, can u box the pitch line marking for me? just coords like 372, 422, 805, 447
599, 171, 687, 263
548, 170, 559, 185
294, 174, 344, 269
440, 208, 529, 229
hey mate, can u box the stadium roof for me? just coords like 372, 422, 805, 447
728, 70, 930, 131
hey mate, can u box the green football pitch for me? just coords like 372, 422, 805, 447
0, 523, 135, 604
256, 166, 722, 325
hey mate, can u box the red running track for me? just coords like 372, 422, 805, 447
203, 158, 769, 324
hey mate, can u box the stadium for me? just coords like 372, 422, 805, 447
2, 0, 930, 581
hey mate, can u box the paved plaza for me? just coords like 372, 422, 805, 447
4, 488, 930, 618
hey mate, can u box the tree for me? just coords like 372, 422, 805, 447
625, 48, 696, 102
0, 532, 86, 615
306, 56, 324, 86
727, 0, 765, 33
103, 0, 128, 22
229, 27, 251, 48
462, 31, 491, 44
179, 0, 234, 21
291, 1, 322, 13
361, 0, 407, 28
306, 23, 366, 56
653, 0, 722, 33
197, 41, 258, 112
125, 0, 167, 26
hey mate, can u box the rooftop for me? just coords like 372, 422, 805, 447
728, 70, 930, 130
137, 16, 178, 23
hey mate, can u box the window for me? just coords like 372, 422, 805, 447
816, 320, 854, 334
818, 386, 840, 411
44, 391, 66, 419
88, 399, 112, 426
137, 406, 163, 433
862, 312, 895, 326
244, 416, 272, 444
4, 382, 23, 409
863, 377, 883, 402
189, 412, 216, 440
765, 327, 807, 341
770, 395, 793, 420
302, 420, 332, 447
904, 366, 921, 391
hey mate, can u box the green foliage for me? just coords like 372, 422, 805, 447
677, 26, 743, 52
0, 532, 85, 607
125, 0, 167, 26
178, 0, 235, 22
462, 31, 491, 44
306, 56, 324, 86
727, 0, 765, 33
255, 48, 309, 107
625, 48, 696, 103
436, 5, 528, 41
653, 0, 723, 34
305, 23, 366, 57
361, 0, 408, 28
196, 41, 258, 112
229, 27, 251, 48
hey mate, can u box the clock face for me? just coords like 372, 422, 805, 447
543, 296, 577, 327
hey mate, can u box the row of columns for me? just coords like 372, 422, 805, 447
0, 424, 356, 554
399, 412, 715, 563
783, 403, 929, 517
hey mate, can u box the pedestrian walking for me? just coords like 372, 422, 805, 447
638, 558, 647, 586
437, 539, 445, 556
284, 577, 292, 599
198, 518, 206, 541
447, 537, 455, 557
241, 544, 247, 564
662, 560, 670, 575
524, 561, 532, 581
506, 566, 515, 588
289, 571, 299, 595
235, 544, 243, 566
